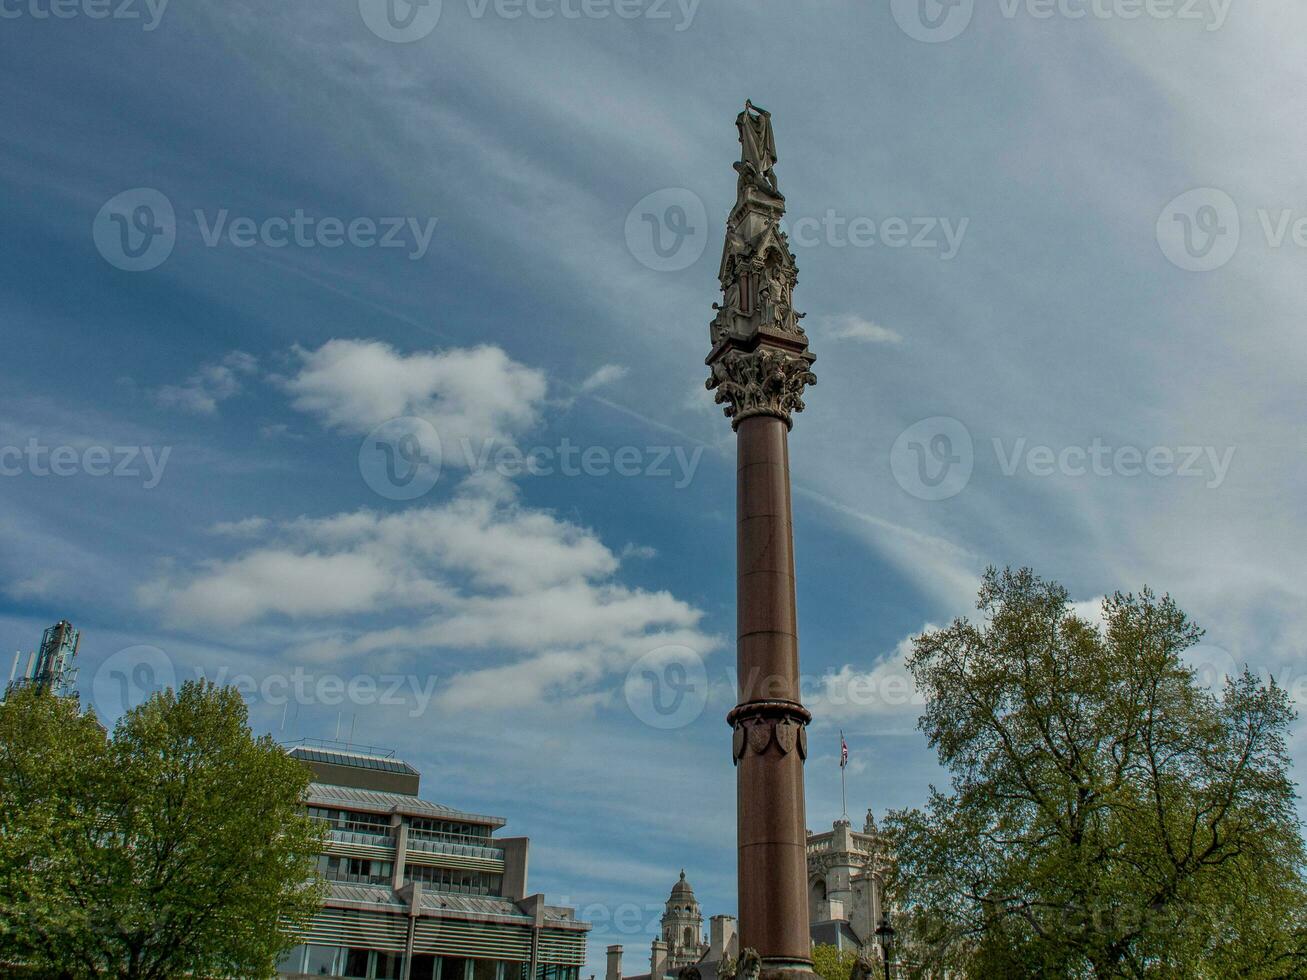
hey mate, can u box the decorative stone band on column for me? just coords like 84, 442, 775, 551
706, 346, 817, 430
728, 701, 811, 763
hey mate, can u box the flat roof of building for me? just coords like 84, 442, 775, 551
322, 883, 588, 930
287, 743, 421, 777
305, 780, 508, 828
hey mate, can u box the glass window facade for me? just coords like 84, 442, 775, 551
279, 949, 539, 980
408, 817, 494, 847
343, 948, 370, 978
309, 806, 394, 837
304, 944, 340, 975
403, 863, 501, 896
317, 854, 394, 885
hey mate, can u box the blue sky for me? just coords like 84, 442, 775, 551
3, 0, 1306, 975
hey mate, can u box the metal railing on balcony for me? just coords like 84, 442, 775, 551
322, 869, 394, 886
404, 832, 504, 861
327, 827, 396, 850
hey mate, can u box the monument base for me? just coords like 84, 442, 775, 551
758, 966, 822, 980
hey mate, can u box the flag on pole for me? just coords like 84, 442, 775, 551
840, 731, 848, 769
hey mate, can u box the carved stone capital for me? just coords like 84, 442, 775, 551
706, 346, 816, 430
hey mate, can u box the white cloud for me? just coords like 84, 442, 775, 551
154, 351, 258, 416
138, 479, 715, 715
283, 340, 547, 465
808, 631, 931, 728
259, 422, 302, 441
208, 516, 272, 538
818, 314, 902, 345
579, 364, 629, 393
139, 549, 402, 625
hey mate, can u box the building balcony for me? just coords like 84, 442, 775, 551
326, 827, 397, 853
405, 832, 504, 862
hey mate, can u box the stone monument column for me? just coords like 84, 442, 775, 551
706, 101, 817, 980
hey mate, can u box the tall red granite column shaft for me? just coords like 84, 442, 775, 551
707, 100, 818, 980
732, 414, 812, 969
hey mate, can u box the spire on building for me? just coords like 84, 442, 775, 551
658, 871, 708, 971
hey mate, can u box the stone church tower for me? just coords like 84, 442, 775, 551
652, 871, 709, 973
806, 811, 891, 956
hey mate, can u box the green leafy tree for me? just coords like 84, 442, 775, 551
0, 681, 325, 979
884, 568, 1307, 979
0, 683, 112, 976
812, 943, 858, 980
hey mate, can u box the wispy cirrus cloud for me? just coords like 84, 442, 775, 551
817, 314, 903, 345
154, 351, 258, 416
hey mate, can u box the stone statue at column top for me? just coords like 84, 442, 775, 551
708, 102, 815, 429
734, 100, 783, 202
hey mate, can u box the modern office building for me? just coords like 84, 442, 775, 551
278, 740, 590, 980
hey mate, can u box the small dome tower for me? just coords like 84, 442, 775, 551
659, 871, 708, 970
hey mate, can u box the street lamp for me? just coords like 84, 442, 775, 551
873, 916, 895, 980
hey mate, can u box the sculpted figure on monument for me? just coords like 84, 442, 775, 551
734, 101, 783, 202
737, 949, 762, 980
757, 269, 778, 329
711, 256, 746, 344
849, 955, 877, 980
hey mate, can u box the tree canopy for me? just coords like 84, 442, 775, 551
0, 681, 324, 979
812, 943, 859, 980
885, 567, 1307, 979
